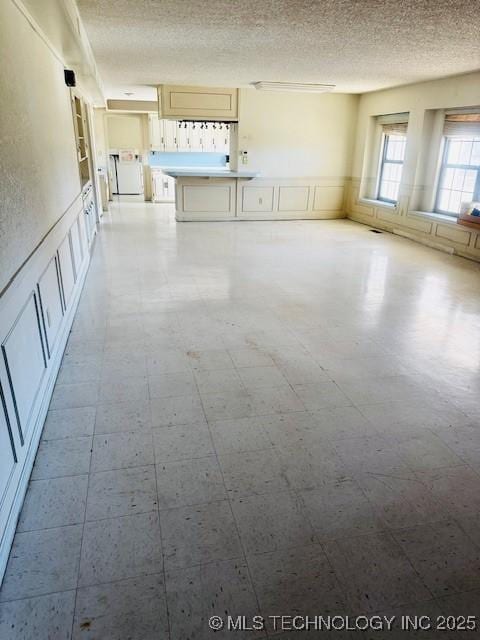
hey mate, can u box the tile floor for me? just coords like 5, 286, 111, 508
1, 199, 480, 639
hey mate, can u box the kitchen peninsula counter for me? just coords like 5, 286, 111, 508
162, 168, 259, 221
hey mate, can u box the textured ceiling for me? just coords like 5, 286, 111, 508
77, 0, 480, 97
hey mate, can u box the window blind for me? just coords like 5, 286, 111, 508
444, 113, 480, 137
377, 113, 409, 136
381, 122, 408, 136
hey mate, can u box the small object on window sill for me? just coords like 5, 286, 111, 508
458, 202, 480, 228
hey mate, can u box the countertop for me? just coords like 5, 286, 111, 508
162, 168, 259, 178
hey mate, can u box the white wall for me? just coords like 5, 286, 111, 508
238, 89, 358, 178
351, 71, 480, 181
233, 90, 358, 219
0, 0, 81, 293
347, 71, 480, 261
93, 108, 109, 171
106, 113, 147, 150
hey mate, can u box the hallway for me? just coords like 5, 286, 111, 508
1, 201, 480, 638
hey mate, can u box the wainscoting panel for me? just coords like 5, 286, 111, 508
58, 234, 75, 309
435, 223, 471, 246
77, 213, 87, 261
0, 388, 17, 541
0, 193, 95, 583
183, 185, 233, 213
241, 186, 274, 212
402, 214, 433, 234
176, 177, 348, 221
2, 293, 46, 444
70, 216, 83, 280
37, 257, 64, 358
278, 186, 310, 212
313, 185, 344, 212
346, 179, 480, 262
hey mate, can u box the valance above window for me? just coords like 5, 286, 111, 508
377, 113, 409, 136
444, 112, 480, 137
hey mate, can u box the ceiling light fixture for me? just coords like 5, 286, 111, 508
252, 81, 335, 93
124, 92, 134, 96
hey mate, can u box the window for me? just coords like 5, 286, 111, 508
436, 135, 480, 216
377, 133, 407, 203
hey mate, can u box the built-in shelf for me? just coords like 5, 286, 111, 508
71, 94, 92, 189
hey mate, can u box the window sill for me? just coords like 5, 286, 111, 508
408, 210, 458, 225
359, 197, 397, 210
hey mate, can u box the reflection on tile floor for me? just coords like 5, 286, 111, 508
1, 200, 480, 639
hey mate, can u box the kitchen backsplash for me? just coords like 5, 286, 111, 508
149, 152, 228, 168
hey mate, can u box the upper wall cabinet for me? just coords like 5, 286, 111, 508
158, 85, 238, 121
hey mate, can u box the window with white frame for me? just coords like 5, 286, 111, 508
376, 115, 408, 204
435, 113, 480, 215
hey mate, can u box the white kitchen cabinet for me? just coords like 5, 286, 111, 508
158, 85, 238, 121
216, 126, 230, 154
188, 123, 203, 152
152, 170, 175, 202
200, 125, 215, 152
163, 119, 178, 152
149, 114, 164, 151
175, 121, 190, 151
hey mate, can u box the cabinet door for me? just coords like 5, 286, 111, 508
159, 85, 238, 120
38, 257, 64, 357
176, 121, 190, 151
200, 125, 214, 152
152, 172, 164, 201
188, 123, 203, 152
166, 176, 176, 201
149, 115, 164, 151
216, 126, 230, 154
163, 120, 177, 152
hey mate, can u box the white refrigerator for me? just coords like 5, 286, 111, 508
109, 154, 144, 195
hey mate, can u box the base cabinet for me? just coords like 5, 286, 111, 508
175, 177, 237, 220
152, 170, 175, 202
